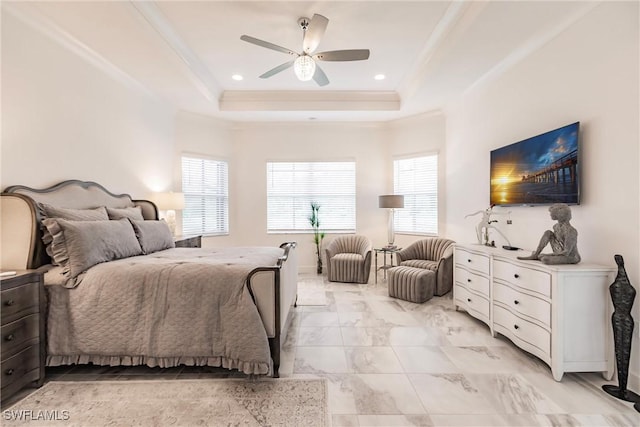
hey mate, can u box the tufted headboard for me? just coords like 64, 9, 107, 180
1, 180, 158, 270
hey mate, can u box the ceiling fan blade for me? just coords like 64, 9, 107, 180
313, 49, 370, 61
240, 35, 298, 56
303, 14, 329, 54
259, 60, 296, 79
312, 64, 330, 87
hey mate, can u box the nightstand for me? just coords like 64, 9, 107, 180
1, 270, 45, 403
174, 235, 202, 248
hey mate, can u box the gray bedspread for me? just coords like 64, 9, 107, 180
45, 247, 284, 375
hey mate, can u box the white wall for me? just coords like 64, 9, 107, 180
0, 10, 175, 198
228, 122, 387, 272
385, 111, 448, 249
173, 111, 233, 238
445, 2, 640, 389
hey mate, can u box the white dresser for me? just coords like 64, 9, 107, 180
454, 244, 615, 381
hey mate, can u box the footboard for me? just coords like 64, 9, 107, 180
246, 242, 298, 377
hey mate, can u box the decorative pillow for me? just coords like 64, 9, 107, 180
39, 204, 110, 264
39, 203, 109, 221
129, 219, 175, 254
42, 218, 142, 286
107, 206, 144, 221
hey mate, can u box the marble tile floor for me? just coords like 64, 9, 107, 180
4, 272, 639, 427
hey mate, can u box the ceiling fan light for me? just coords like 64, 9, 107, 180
294, 55, 316, 81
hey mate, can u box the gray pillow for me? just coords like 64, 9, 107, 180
39, 204, 110, 264
42, 218, 142, 286
107, 206, 144, 221
39, 203, 109, 221
129, 220, 175, 254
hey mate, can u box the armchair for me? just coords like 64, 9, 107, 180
396, 238, 455, 295
324, 235, 372, 284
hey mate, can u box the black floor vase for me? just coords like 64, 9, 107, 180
602, 255, 640, 411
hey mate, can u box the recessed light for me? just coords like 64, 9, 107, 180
232, 74, 243, 81
374, 74, 386, 80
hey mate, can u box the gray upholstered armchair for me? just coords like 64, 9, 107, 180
396, 238, 455, 295
324, 235, 372, 284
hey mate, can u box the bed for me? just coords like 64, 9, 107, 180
0, 180, 298, 377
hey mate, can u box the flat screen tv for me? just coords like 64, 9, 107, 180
490, 122, 580, 206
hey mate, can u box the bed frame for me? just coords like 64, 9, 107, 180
0, 180, 298, 377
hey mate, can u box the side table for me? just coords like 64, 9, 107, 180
374, 247, 402, 283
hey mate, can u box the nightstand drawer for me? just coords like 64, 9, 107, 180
174, 235, 202, 248
1, 344, 40, 392
1, 314, 40, 359
1, 281, 39, 323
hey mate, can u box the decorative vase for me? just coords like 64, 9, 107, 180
602, 254, 640, 409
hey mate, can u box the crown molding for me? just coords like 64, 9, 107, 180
128, 1, 221, 103
2, 2, 162, 102
220, 91, 401, 112
462, 1, 601, 97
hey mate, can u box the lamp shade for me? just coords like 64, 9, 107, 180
378, 195, 404, 209
153, 192, 185, 210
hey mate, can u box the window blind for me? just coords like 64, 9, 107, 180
181, 156, 228, 235
393, 154, 438, 235
266, 161, 356, 233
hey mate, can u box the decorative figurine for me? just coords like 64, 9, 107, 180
465, 205, 511, 247
517, 203, 580, 264
602, 254, 640, 408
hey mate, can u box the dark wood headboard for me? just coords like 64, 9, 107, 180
1, 180, 158, 269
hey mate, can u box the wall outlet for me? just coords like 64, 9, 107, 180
506, 220, 513, 225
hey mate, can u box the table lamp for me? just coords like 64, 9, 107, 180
153, 192, 185, 236
379, 195, 404, 248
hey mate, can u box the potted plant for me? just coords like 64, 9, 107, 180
308, 202, 325, 274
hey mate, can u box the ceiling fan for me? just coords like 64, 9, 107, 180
240, 14, 370, 86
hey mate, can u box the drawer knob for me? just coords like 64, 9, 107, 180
467, 298, 471, 302
514, 324, 520, 330
467, 279, 471, 283
467, 259, 472, 263
4, 299, 14, 306
5, 334, 14, 341
5, 369, 14, 376
514, 300, 520, 305
514, 274, 520, 279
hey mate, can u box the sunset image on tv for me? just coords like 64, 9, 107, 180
490, 122, 579, 205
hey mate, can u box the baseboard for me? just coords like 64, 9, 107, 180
299, 265, 320, 275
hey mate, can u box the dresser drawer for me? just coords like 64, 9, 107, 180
455, 249, 490, 276
1, 344, 40, 391
455, 266, 490, 297
1, 314, 40, 359
493, 259, 551, 297
454, 284, 490, 322
1, 281, 39, 323
494, 283, 551, 327
493, 305, 550, 356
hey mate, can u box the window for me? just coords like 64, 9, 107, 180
181, 155, 228, 235
266, 161, 356, 233
394, 154, 438, 235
